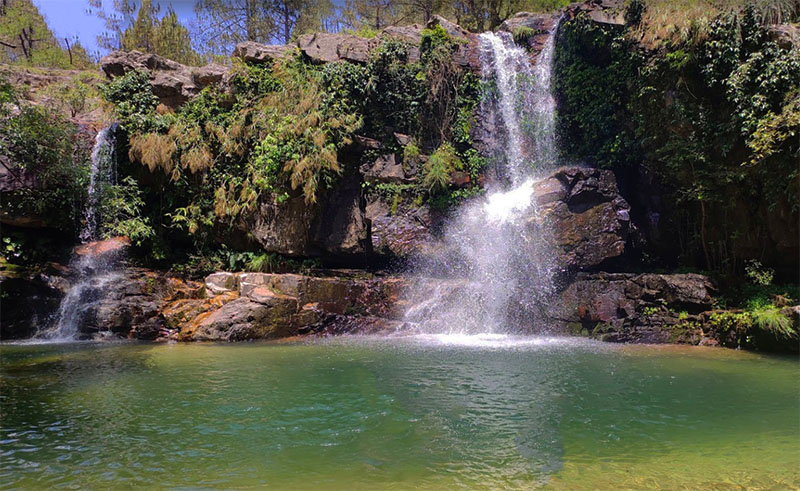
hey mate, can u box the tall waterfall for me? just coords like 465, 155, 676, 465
38, 126, 122, 341
405, 28, 559, 334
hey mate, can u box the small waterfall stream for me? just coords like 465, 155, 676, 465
406, 27, 559, 335
38, 126, 123, 341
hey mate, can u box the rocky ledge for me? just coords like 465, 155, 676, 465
4, 263, 796, 353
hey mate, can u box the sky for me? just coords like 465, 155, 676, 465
33, 0, 197, 57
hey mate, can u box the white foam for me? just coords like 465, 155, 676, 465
483, 179, 536, 223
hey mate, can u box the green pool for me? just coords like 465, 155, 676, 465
1, 335, 798, 489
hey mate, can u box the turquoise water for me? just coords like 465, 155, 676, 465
1, 335, 798, 489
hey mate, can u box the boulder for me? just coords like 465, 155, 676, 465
768, 24, 799, 50
182, 271, 410, 340
428, 15, 471, 43
100, 50, 228, 109
192, 293, 298, 341
360, 154, 410, 184
532, 167, 632, 272
499, 12, 557, 33
498, 12, 559, 62
565, 0, 625, 27
379, 25, 424, 62
298, 33, 376, 63
426, 15, 479, 70
232, 42, 293, 63
205, 272, 239, 295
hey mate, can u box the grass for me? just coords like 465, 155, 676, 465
631, 0, 800, 47
749, 304, 795, 338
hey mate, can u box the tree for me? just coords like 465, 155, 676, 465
119, 0, 159, 53
194, 0, 334, 51
0, 0, 92, 68
153, 9, 204, 65
193, 0, 274, 55
91, 0, 203, 65
88, 0, 138, 52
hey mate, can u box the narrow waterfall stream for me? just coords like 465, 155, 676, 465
405, 28, 559, 335
38, 126, 123, 341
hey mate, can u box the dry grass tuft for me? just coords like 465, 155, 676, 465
129, 132, 176, 175
633, 0, 800, 47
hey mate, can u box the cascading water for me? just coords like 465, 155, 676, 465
405, 27, 559, 335
38, 126, 123, 341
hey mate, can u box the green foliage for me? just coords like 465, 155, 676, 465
341, 25, 379, 38
748, 304, 795, 339
99, 15, 486, 266
118, 3, 203, 66
403, 141, 420, 162
423, 142, 461, 194
246, 253, 277, 273
44, 80, 95, 117
0, 76, 88, 234
553, 13, 642, 169
101, 70, 161, 133
99, 176, 154, 246
642, 306, 660, 316
744, 260, 774, 286
0, 0, 93, 69
624, 0, 645, 27
554, 6, 799, 273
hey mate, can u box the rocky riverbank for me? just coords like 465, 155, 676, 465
3, 162, 797, 351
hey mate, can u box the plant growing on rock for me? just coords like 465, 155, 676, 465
423, 142, 462, 194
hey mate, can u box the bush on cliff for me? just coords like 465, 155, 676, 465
101, 25, 485, 267
0, 77, 89, 238
553, 4, 799, 277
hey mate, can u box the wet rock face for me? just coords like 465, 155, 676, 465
547, 272, 716, 343
366, 197, 436, 260
76, 269, 192, 340
498, 12, 560, 62
533, 167, 632, 272
0, 271, 67, 339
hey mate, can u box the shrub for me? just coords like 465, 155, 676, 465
100, 70, 161, 133
0, 76, 88, 235
749, 304, 795, 339
744, 259, 774, 286
100, 176, 154, 247
423, 143, 462, 194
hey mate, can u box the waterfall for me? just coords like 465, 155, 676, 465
38, 126, 123, 341
405, 27, 559, 335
